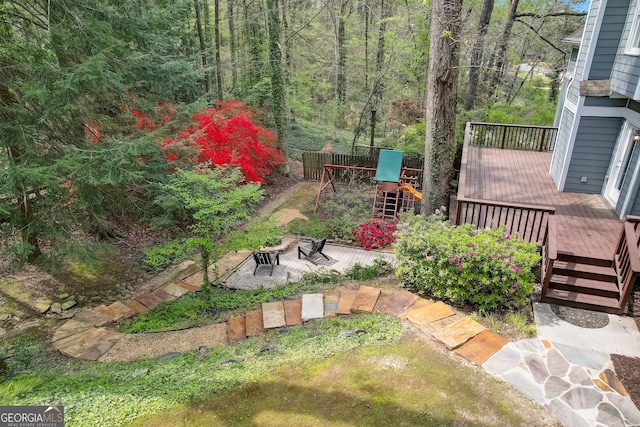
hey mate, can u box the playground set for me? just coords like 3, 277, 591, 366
314, 149, 423, 221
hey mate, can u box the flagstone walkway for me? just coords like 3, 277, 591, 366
49, 245, 640, 426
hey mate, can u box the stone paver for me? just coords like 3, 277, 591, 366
301, 294, 323, 321
94, 304, 123, 322
74, 309, 115, 327
283, 299, 302, 326
245, 309, 264, 336
227, 316, 246, 342
51, 319, 95, 342
134, 291, 163, 310
400, 298, 434, 325
324, 294, 339, 317
152, 288, 175, 302
336, 289, 358, 315
455, 330, 509, 365
262, 301, 286, 329
162, 282, 190, 298
122, 298, 149, 314
54, 328, 111, 358
434, 316, 485, 349
107, 301, 136, 319
374, 289, 419, 317
350, 285, 381, 313
176, 281, 198, 292
77, 331, 124, 361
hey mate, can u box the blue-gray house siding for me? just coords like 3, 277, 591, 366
589, 0, 629, 79
564, 117, 622, 193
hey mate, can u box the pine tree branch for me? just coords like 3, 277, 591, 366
514, 19, 567, 56
514, 11, 587, 18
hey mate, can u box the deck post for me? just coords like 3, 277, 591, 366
500, 126, 507, 149
539, 128, 548, 152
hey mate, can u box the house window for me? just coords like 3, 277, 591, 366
626, 7, 640, 55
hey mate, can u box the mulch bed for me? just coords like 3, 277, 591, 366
611, 354, 640, 408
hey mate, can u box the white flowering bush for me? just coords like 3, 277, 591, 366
394, 212, 540, 311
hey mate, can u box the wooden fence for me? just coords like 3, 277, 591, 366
302, 151, 424, 184
469, 122, 557, 151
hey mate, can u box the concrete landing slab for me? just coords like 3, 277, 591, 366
135, 291, 163, 310
122, 298, 149, 314
455, 330, 509, 365
324, 295, 340, 317
336, 290, 358, 315
227, 316, 246, 342
74, 309, 115, 327
162, 282, 190, 298
284, 299, 302, 326
301, 294, 324, 321
374, 290, 419, 317
107, 301, 136, 319
434, 316, 485, 349
351, 286, 381, 313
534, 302, 640, 357
262, 301, 286, 329
245, 309, 264, 336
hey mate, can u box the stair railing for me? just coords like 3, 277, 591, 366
540, 215, 557, 299
613, 215, 640, 311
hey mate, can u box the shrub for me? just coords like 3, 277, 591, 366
353, 220, 396, 250
394, 213, 540, 311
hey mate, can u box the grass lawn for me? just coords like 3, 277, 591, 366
134, 334, 553, 427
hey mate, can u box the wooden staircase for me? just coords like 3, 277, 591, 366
540, 216, 640, 314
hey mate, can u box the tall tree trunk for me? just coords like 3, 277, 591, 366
213, 0, 223, 99
369, 0, 388, 139
421, 0, 462, 214
266, 0, 287, 153
463, 0, 494, 111
228, 0, 238, 93
194, 0, 211, 93
336, 0, 350, 106
364, 1, 370, 89
280, 0, 291, 82
488, 0, 520, 97
242, 0, 263, 88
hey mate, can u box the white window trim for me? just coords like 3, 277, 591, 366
625, 2, 640, 55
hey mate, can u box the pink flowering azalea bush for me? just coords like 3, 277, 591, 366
394, 212, 539, 311
352, 219, 396, 250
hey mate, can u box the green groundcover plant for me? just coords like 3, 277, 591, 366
394, 212, 540, 311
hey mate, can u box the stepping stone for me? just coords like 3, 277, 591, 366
455, 330, 509, 365
324, 295, 340, 317
598, 369, 628, 396
162, 282, 190, 298
227, 316, 247, 342
350, 286, 381, 313
283, 299, 302, 326
135, 291, 163, 310
430, 313, 465, 330
181, 272, 204, 288
374, 290, 419, 317
301, 294, 324, 321
262, 301, 286, 329
177, 281, 198, 292
336, 290, 358, 315
107, 301, 136, 319
53, 327, 109, 356
434, 316, 485, 349
245, 309, 264, 336
51, 319, 94, 342
77, 331, 124, 361
122, 298, 149, 314
94, 304, 123, 322
400, 298, 435, 325
74, 309, 115, 327
35, 299, 52, 314
152, 289, 175, 302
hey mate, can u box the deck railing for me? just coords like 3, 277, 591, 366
469, 122, 557, 151
454, 197, 556, 245
613, 215, 640, 310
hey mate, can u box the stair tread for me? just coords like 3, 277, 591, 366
556, 251, 613, 267
543, 288, 621, 309
549, 274, 619, 294
553, 260, 616, 276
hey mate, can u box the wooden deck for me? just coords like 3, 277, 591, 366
460, 146, 621, 259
